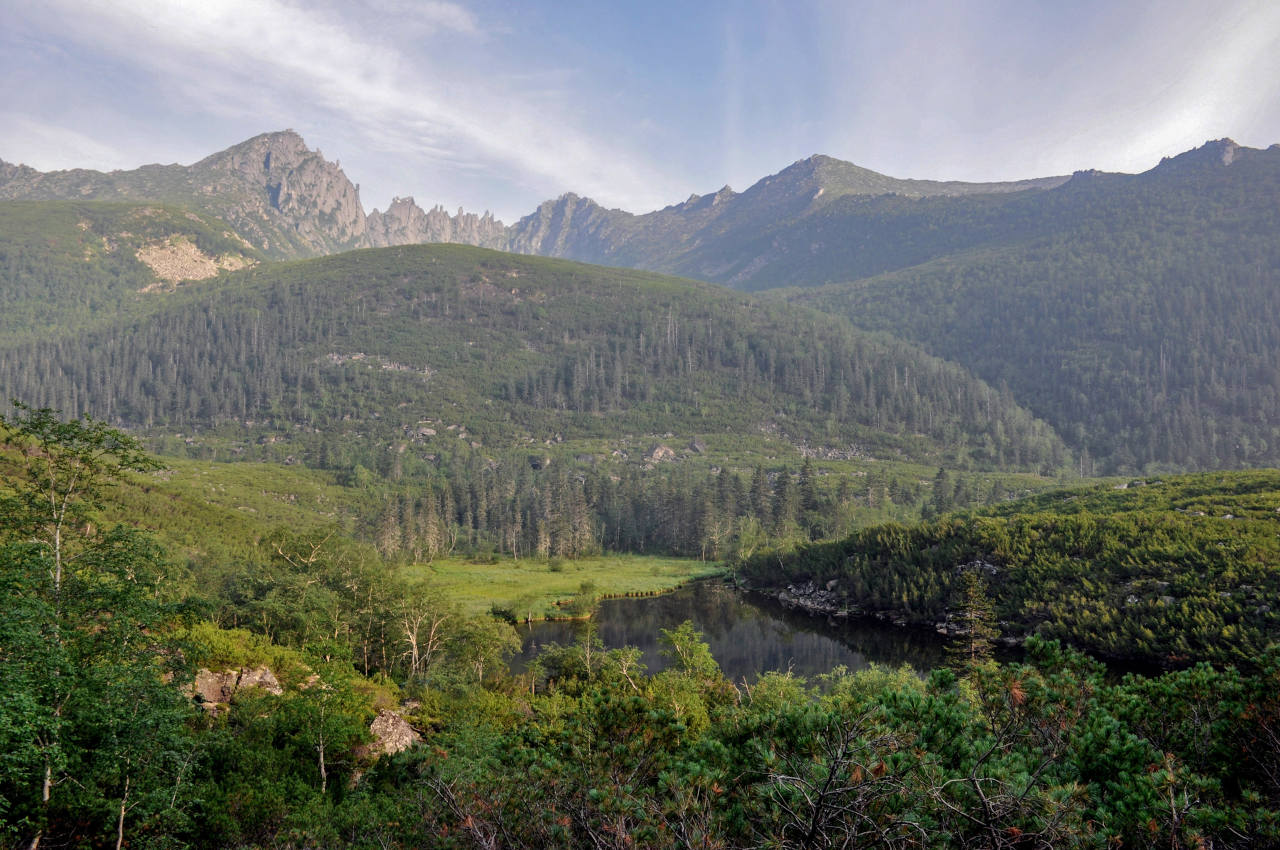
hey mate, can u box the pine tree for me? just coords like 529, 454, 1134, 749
947, 568, 999, 672
749, 465, 770, 521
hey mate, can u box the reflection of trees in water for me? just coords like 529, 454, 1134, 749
748, 592, 948, 672
516, 583, 947, 681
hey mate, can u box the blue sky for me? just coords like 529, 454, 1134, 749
3, 0, 1279, 220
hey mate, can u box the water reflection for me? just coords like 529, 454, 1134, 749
515, 582, 947, 682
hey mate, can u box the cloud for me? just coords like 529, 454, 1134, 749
809, 0, 1280, 181
1108, 1, 1280, 171
0, 114, 131, 171
359, 0, 480, 35
28, 0, 681, 216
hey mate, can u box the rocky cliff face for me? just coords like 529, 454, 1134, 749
504, 192, 633, 264
0, 131, 514, 260
0, 131, 372, 259
190, 131, 370, 256
366, 196, 505, 249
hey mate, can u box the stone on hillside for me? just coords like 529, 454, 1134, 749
191, 666, 283, 709
647, 444, 676, 462
368, 710, 421, 756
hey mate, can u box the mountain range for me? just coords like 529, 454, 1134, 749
0, 131, 503, 259
3, 131, 1279, 474
0, 129, 1065, 268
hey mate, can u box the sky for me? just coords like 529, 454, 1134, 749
3, 0, 1280, 221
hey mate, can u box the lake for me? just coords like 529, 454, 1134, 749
515, 581, 948, 681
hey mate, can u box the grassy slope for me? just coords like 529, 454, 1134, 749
406, 554, 723, 617
49, 451, 722, 614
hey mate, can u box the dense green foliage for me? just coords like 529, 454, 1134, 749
0, 405, 197, 846
787, 143, 1280, 472
0, 243, 1065, 471
4, 409, 1279, 848
741, 470, 1280, 667
325, 637, 1280, 850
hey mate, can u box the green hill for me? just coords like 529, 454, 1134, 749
0, 242, 1066, 473
0, 241, 1068, 560
741, 470, 1280, 667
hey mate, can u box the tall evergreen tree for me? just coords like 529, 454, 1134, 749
946, 569, 999, 672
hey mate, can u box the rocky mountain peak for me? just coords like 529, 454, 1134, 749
672, 185, 736, 213
366, 195, 504, 249
1202, 138, 1241, 165
190, 130, 368, 254
506, 191, 622, 261
1155, 138, 1248, 172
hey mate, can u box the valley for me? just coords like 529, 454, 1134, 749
2, 127, 1279, 848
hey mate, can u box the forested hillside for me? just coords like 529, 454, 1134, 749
8, 133, 1278, 474
0, 242, 1067, 471
741, 471, 1280, 668
0, 241, 1069, 560
0, 200, 259, 343
787, 140, 1280, 472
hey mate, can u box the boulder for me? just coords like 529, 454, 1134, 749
646, 444, 676, 462
190, 666, 283, 710
368, 710, 421, 756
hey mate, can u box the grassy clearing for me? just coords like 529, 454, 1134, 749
102, 456, 368, 568
404, 554, 724, 617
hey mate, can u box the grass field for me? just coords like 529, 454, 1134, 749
404, 554, 724, 617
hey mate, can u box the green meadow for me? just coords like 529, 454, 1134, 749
404, 553, 723, 617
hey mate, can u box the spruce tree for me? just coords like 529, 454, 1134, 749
947, 568, 999, 672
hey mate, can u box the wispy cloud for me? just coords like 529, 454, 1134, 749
24, 0, 682, 216
360, 0, 480, 35
0, 114, 132, 171
6, 0, 1280, 220
811, 0, 1280, 181
1108, 1, 1280, 171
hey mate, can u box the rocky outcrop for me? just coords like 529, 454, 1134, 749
135, 235, 256, 286
504, 193, 631, 264
350, 708, 423, 785
366, 710, 421, 756
776, 579, 861, 619
0, 131, 369, 259
366, 196, 505, 249
646, 444, 676, 463
0, 130, 511, 260
191, 666, 283, 710
1155, 138, 1242, 171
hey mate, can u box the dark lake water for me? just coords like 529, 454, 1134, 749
515, 582, 948, 682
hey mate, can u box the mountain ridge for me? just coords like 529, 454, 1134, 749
2, 129, 1076, 265
0, 130, 504, 259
